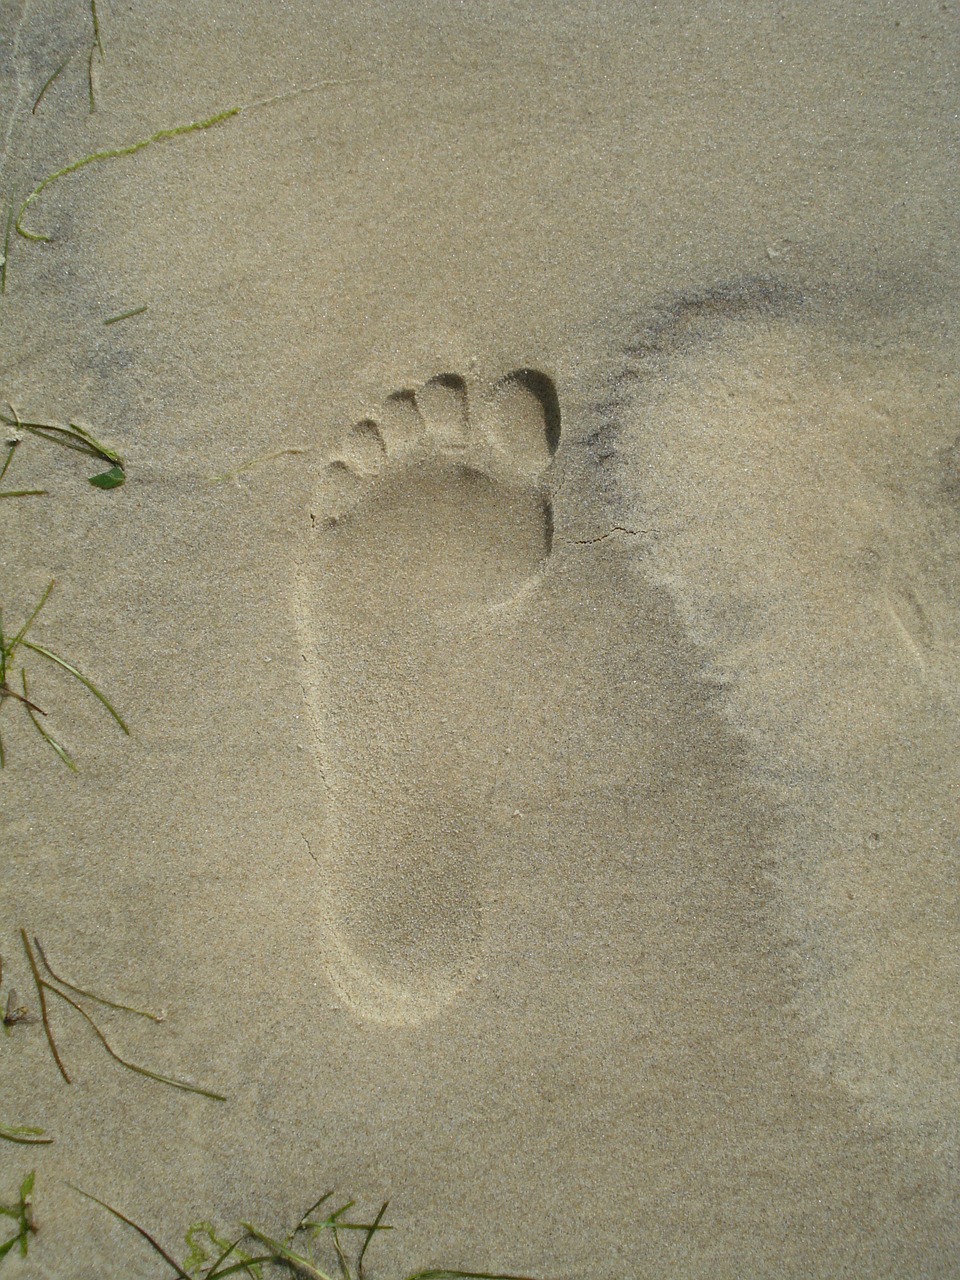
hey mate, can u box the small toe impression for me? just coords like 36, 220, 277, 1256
379, 389, 424, 451
490, 368, 561, 472
342, 420, 387, 475
416, 372, 470, 446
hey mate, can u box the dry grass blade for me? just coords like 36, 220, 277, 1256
20, 929, 71, 1083
90, 0, 104, 57
50, 982, 226, 1100
22, 930, 225, 1100
0, 1124, 52, 1146
33, 936, 163, 1020
72, 1186, 193, 1279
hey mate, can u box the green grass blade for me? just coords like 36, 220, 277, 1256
207, 1255, 274, 1279
90, 0, 104, 56
0, 1124, 52, 1145
0, 442, 16, 483
21, 639, 128, 733
32, 54, 72, 114
0, 489, 48, 498
8, 581, 54, 657
104, 304, 146, 325
72, 1186, 193, 1279
17, 107, 242, 242
357, 1202, 389, 1279
291, 1193, 334, 1240
240, 1225, 336, 1280
0, 411, 121, 464
66, 421, 122, 465
23, 670, 78, 770
0, 1236, 17, 1260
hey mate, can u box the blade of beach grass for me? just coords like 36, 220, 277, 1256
0, 410, 123, 467
209, 446, 312, 485
48, 982, 226, 1100
22, 670, 78, 770
104, 304, 146, 326
241, 1225, 337, 1280
72, 1186, 193, 1279
32, 53, 72, 114
0, 489, 48, 498
292, 1193, 335, 1239
21, 639, 128, 733
7, 581, 54, 658
20, 930, 71, 1083
0, 1124, 52, 1145
16, 107, 242, 242
63, 420, 122, 465
356, 1202, 389, 1280
197, 1233, 257, 1280
206, 1260, 274, 1280
32, 936, 163, 1020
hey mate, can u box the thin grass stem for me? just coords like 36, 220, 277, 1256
71, 1187, 193, 1279
32, 54, 72, 114
23, 670, 78, 770
22, 639, 129, 733
33, 936, 162, 1020
8, 580, 54, 657
241, 1225, 337, 1280
357, 1202, 389, 1280
90, 0, 104, 57
87, 43, 97, 113
0, 1124, 52, 1145
49, 982, 226, 1100
207, 1257, 274, 1280
16, 107, 242, 242
20, 929, 71, 1083
104, 304, 146, 325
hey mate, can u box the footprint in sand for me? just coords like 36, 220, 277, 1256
294, 368, 561, 1025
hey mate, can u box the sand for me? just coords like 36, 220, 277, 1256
1, 0, 958, 1276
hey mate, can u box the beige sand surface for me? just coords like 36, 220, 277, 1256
1, 1, 958, 1276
